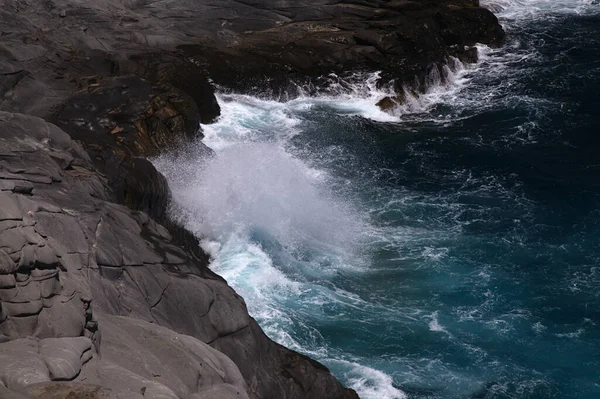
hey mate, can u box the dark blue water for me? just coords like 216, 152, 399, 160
156, 2, 600, 398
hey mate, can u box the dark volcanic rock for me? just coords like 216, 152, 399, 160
181, 0, 505, 95
0, 0, 503, 106
50, 75, 178, 219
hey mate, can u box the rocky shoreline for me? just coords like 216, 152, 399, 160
0, 0, 504, 398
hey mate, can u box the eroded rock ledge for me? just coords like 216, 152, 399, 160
185, 0, 505, 95
1, 0, 503, 111
1, 0, 505, 398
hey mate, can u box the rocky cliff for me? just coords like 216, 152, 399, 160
0, 0, 504, 398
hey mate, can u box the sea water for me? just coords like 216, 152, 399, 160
154, 1, 600, 397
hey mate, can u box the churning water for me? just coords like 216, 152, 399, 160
154, 1, 600, 397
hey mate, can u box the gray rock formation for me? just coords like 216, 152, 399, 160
183, 0, 506, 96
0, 0, 503, 117
0, 112, 356, 398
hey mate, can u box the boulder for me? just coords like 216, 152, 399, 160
40, 337, 93, 381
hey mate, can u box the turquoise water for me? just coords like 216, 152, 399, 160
155, 1, 600, 397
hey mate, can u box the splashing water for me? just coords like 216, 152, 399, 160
481, 0, 593, 20
154, 1, 600, 398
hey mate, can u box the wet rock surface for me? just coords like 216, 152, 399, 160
0, 0, 503, 106
182, 0, 505, 94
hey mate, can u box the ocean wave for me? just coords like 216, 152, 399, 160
481, 0, 595, 20
327, 359, 407, 399
152, 1, 600, 396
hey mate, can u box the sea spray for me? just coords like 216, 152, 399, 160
155, 142, 364, 255
390, 57, 470, 117
153, 2, 600, 397
208, 58, 471, 124
480, 0, 593, 19
291, 58, 470, 120
152, 93, 409, 398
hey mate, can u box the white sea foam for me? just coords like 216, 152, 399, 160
328, 359, 407, 399
532, 321, 547, 334
302, 64, 468, 122
205, 234, 305, 344
294, 72, 401, 122
200, 94, 303, 150
395, 58, 472, 117
556, 328, 585, 339
481, 0, 594, 20
206, 60, 472, 126
428, 311, 449, 334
